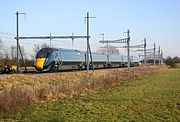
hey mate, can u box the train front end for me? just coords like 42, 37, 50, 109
35, 48, 52, 71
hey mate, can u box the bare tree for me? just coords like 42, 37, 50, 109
0, 39, 3, 59
10, 45, 26, 60
97, 45, 119, 54
33, 44, 40, 54
40, 43, 49, 49
31, 43, 49, 60
33, 43, 49, 54
19, 46, 26, 59
3, 48, 10, 60
10, 45, 16, 59
0, 40, 10, 60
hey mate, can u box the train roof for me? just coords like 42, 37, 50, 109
39, 47, 139, 58
40, 47, 82, 52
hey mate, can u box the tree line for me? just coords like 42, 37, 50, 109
0, 39, 179, 68
0, 39, 48, 67
164, 56, 180, 68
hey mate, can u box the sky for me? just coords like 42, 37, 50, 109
0, 0, 180, 58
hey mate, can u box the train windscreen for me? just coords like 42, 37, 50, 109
36, 48, 52, 58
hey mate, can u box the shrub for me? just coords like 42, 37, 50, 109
165, 57, 177, 68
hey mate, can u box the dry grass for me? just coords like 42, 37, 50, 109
0, 84, 33, 112
0, 66, 167, 112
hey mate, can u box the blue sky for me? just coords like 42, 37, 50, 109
0, 0, 180, 58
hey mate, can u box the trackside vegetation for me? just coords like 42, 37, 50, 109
0, 67, 180, 121
0, 66, 164, 113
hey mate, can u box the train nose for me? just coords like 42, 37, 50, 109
35, 58, 46, 70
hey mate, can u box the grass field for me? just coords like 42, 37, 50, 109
0, 68, 180, 121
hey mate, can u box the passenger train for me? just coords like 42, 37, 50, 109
34, 47, 139, 72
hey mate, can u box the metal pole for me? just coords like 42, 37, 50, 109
88, 42, 94, 71
144, 38, 147, 66
16, 11, 19, 72
106, 35, 109, 54
18, 45, 27, 72
153, 43, 156, 66
127, 29, 130, 68
101, 33, 104, 42
72, 33, 74, 46
86, 12, 89, 71
15, 11, 26, 72
161, 49, 163, 64
50, 33, 52, 47
105, 35, 110, 65
158, 46, 161, 65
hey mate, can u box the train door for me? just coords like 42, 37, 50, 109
55, 51, 62, 69
107, 54, 110, 67
50, 51, 61, 72
57, 51, 62, 66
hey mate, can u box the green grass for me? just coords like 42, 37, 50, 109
176, 63, 180, 68
1, 68, 180, 121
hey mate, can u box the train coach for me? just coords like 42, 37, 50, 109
34, 47, 139, 72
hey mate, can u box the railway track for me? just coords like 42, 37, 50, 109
0, 66, 131, 76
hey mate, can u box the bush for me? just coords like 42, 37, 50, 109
165, 58, 176, 68
165, 56, 177, 68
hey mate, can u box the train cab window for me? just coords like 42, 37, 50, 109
36, 48, 52, 58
